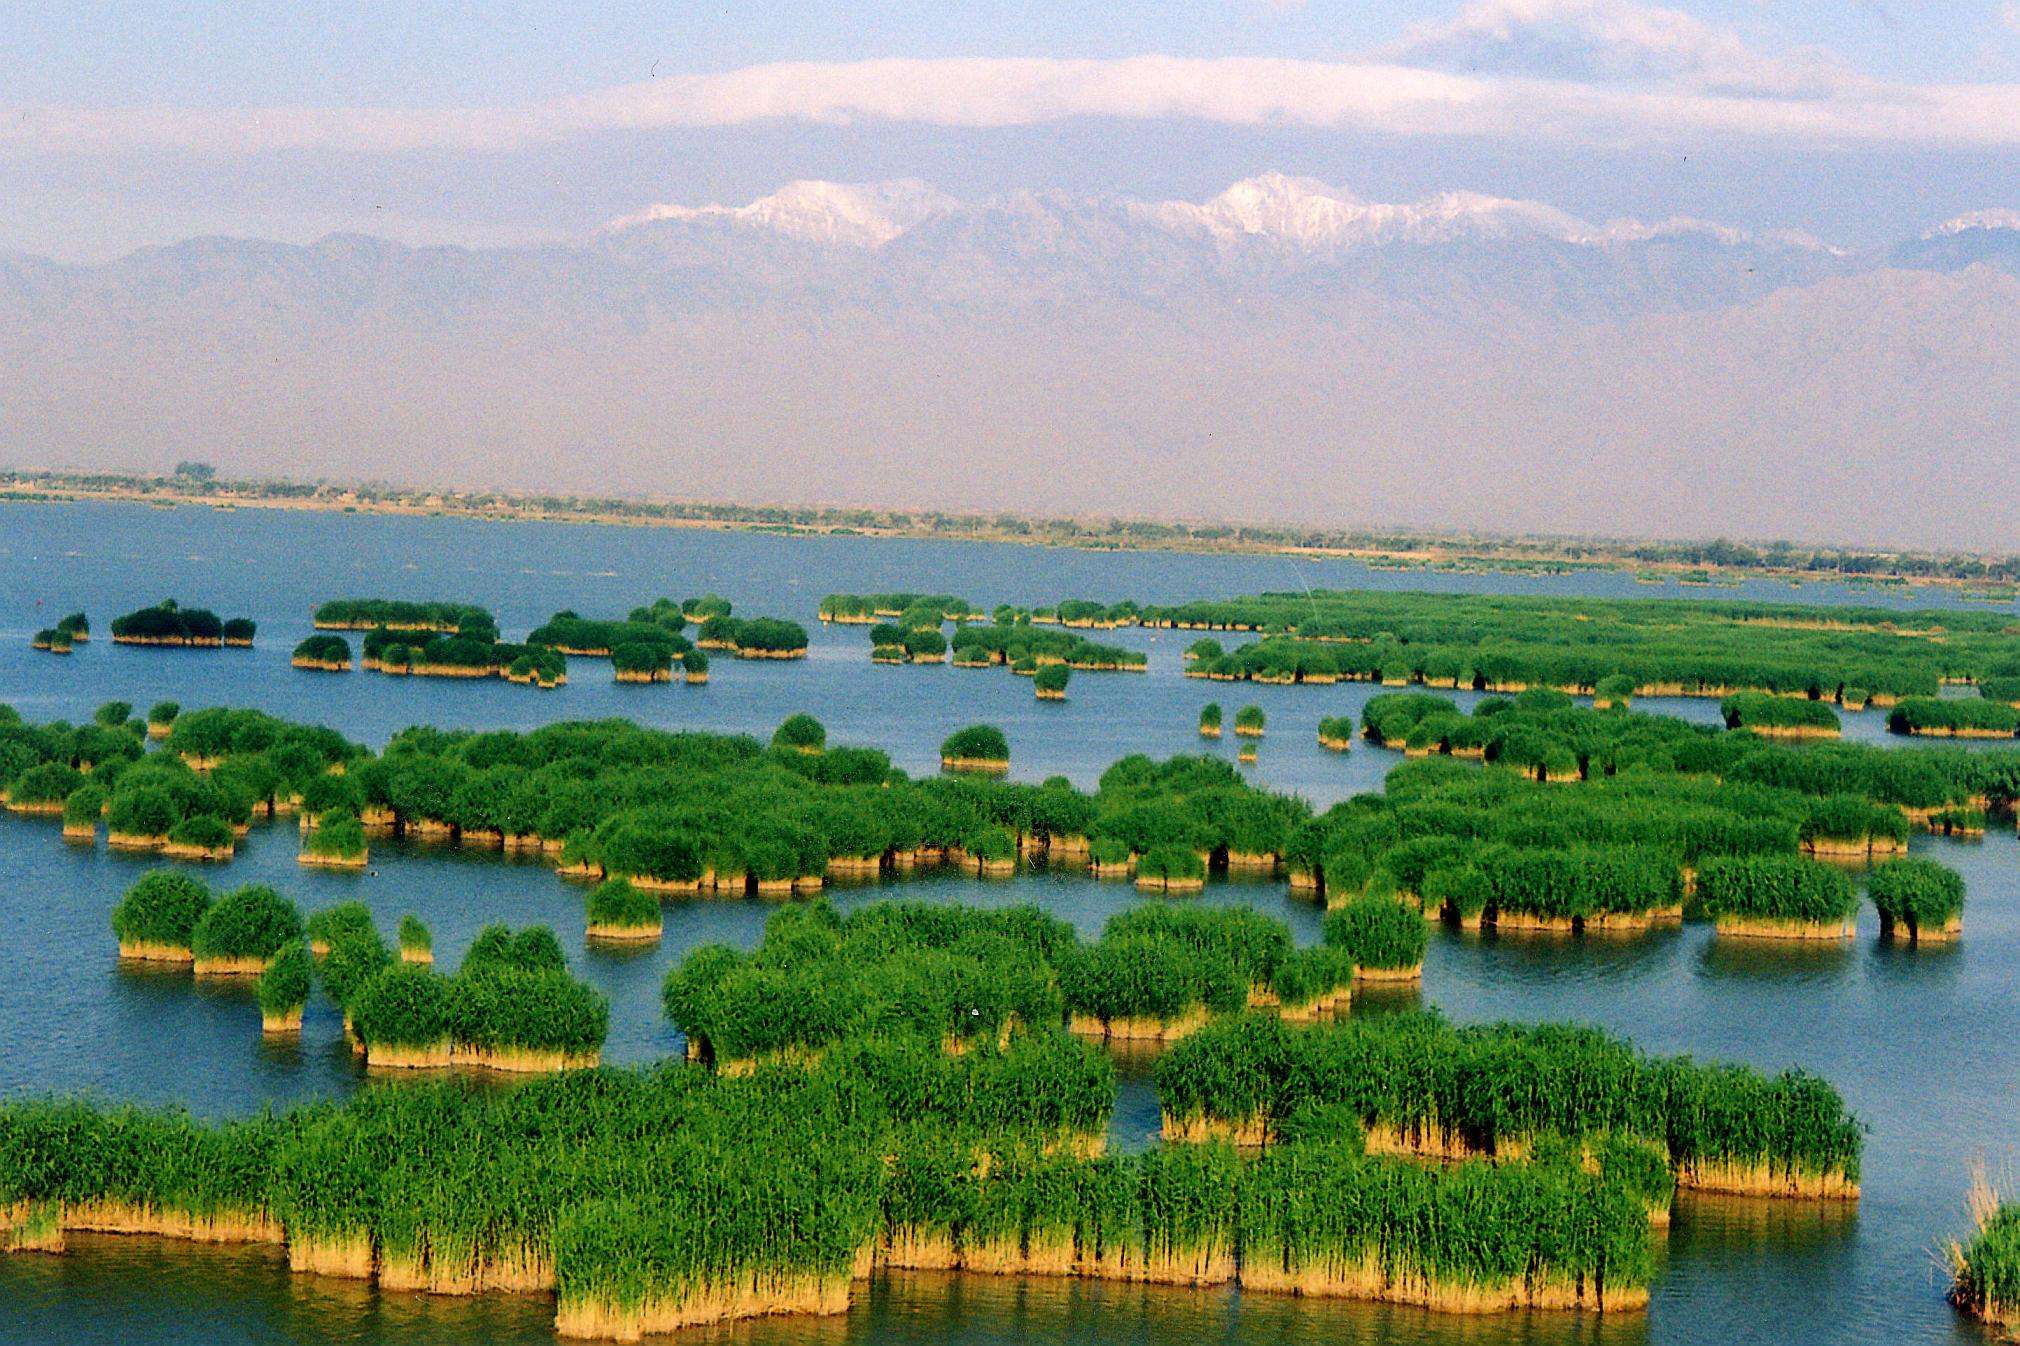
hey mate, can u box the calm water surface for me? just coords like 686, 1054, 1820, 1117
0, 501, 2013, 1346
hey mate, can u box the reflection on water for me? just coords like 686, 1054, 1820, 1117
1695, 935, 1858, 984
0, 1241, 1659, 1346
1669, 1191, 1861, 1258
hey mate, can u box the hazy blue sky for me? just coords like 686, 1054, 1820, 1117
5, 0, 2020, 256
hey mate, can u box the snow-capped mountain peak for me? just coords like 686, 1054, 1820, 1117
607, 179, 957, 247
604, 173, 1828, 265
1925, 208, 2020, 239
1139, 174, 1592, 249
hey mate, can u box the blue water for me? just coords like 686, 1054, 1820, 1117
0, 500, 2011, 1345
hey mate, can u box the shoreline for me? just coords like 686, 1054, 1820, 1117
2, 475, 2013, 592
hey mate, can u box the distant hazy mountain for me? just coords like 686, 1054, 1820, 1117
2, 178, 2017, 547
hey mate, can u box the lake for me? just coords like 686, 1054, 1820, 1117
0, 499, 2011, 1345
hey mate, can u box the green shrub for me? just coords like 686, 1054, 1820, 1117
941, 724, 1009, 766
772, 714, 827, 753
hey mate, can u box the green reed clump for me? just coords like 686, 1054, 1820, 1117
1134, 845, 1204, 885
302, 813, 367, 860
0, 1098, 289, 1237
449, 967, 610, 1064
1235, 1137, 1653, 1307
319, 924, 393, 1018
1721, 692, 1840, 734
1105, 905, 1290, 988
1798, 793, 1908, 852
464, 924, 568, 975
1233, 705, 1266, 737
397, 914, 432, 959
1595, 673, 1636, 707
665, 902, 1076, 1063
1088, 836, 1132, 869
1867, 857, 1965, 939
290, 905, 357, 952
585, 879, 660, 931
291, 634, 353, 668
110, 870, 214, 954
351, 965, 453, 1052
1478, 846, 1680, 925
166, 815, 235, 855
1060, 936, 1244, 1031
1323, 897, 1427, 973
189, 885, 302, 968
1264, 946, 1357, 1012
258, 941, 311, 1025
1695, 855, 1858, 927
60, 783, 105, 831
1950, 1189, 2020, 1335
1889, 697, 2019, 737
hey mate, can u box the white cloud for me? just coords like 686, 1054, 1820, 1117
2005, 0, 2020, 33
1383, 0, 1863, 98
5, 47, 2020, 159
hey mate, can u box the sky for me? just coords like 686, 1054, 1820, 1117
6, 0, 2020, 259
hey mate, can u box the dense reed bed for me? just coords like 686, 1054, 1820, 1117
289, 633, 353, 671
972, 586, 2020, 702
1888, 697, 2020, 738
1336, 688, 2009, 856
0, 701, 1984, 956
1, 1011, 1664, 1334
1721, 691, 1841, 738
1156, 1013, 1862, 1199
110, 599, 255, 648
845, 600, 1148, 678
313, 599, 494, 632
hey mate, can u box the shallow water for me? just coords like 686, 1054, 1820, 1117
0, 501, 2013, 1345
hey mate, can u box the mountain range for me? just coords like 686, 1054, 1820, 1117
3, 174, 2017, 547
